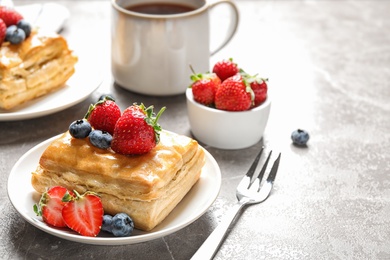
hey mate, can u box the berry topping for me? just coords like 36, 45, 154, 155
0, 19, 6, 45
69, 119, 92, 139
33, 186, 74, 228
212, 58, 239, 82
189, 67, 221, 106
111, 104, 165, 155
215, 74, 254, 111
98, 94, 115, 102
5, 24, 25, 44
85, 96, 121, 135
111, 213, 134, 237
89, 130, 112, 149
62, 190, 104, 237
0, 6, 23, 27
16, 19, 31, 37
291, 129, 310, 146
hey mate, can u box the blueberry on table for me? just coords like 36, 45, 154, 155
69, 119, 92, 139
89, 130, 112, 149
291, 129, 310, 146
111, 213, 134, 237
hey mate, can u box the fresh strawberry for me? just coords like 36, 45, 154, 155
215, 74, 254, 111
189, 68, 221, 106
0, 6, 23, 26
62, 190, 103, 237
84, 96, 121, 135
212, 58, 239, 82
111, 104, 165, 155
250, 78, 268, 107
0, 19, 5, 45
33, 186, 74, 228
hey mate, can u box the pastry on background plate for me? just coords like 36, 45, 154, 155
0, 30, 78, 110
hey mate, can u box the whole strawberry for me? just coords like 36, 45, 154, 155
84, 96, 121, 135
0, 19, 5, 45
250, 78, 268, 107
215, 74, 254, 111
33, 186, 74, 228
62, 190, 103, 237
190, 69, 221, 106
111, 104, 165, 155
212, 58, 239, 82
241, 72, 268, 107
0, 6, 23, 27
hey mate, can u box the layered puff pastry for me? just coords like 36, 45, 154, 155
0, 30, 78, 110
31, 131, 205, 231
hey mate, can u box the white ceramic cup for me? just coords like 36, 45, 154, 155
111, 0, 239, 96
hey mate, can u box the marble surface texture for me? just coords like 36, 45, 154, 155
1, 0, 390, 259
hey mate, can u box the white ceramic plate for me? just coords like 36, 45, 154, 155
7, 135, 221, 245
16, 3, 70, 33
0, 62, 102, 121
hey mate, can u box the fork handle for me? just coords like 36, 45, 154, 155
191, 202, 246, 260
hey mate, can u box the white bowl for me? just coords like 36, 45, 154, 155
186, 88, 271, 149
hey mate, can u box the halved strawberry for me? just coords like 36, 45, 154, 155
61, 190, 103, 237
84, 96, 121, 135
33, 186, 74, 227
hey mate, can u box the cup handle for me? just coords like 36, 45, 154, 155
209, 0, 239, 56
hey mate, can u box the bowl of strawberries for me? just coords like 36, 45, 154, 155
186, 58, 271, 150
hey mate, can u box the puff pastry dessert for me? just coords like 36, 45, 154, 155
0, 30, 78, 110
31, 130, 205, 231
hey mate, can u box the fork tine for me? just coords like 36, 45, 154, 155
266, 152, 281, 183
236, 147, 264, 190
251, 150, 272, 190
245, 146, 264, 180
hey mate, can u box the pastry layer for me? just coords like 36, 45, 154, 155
31, 131, 205, 231
0, 30, 78, 110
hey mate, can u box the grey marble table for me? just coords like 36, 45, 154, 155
1, 0, 390, 259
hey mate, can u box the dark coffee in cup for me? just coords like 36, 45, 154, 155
126, 3, 195, 15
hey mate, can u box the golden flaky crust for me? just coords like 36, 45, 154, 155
31, 131, 205, 231
0, 30, 78, 110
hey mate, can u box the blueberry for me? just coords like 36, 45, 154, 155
5, 25, 26, 44
291, 129, 310, 146
69, 119, 92, 139
89, 130, 112, 149
111, 213, 134, 237
98, 94, 115, 102
17, 20, 32, 37
101, 215, 113, 233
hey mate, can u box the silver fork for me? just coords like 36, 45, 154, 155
191, 148, 281, 260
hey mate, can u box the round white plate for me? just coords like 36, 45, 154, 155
0, 62, 102, 121
7, 135, 221, 245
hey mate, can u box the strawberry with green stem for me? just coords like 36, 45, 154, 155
189, 66, 221, 106
33, 186, 74, 227
215, 74, 254, 111
61, 190, 103, 237
84, 96, 121, 135
111, 103, 166, 155
212, 58, 239, 82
